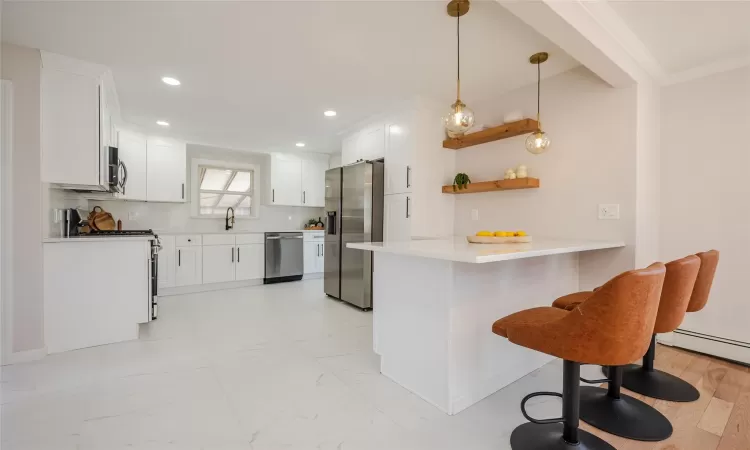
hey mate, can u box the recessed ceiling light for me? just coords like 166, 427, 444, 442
161, 77, 181, 86
296, 142, 305, 147
156, 120, 170, 127
323, 110, 337, 117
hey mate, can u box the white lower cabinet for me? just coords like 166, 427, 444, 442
304, 241, 324, 274
235, 244, 265, 281
383, 193, 411, 243
202, 245, 236, 284
175, 246, 202, 286
158, 235, 176, 289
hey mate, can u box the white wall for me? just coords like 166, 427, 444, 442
1, 43, 44, 353
329, 152, 341, 169
660, 66, 750, 343
453, 67, 637, 289
90, 144, 325, 233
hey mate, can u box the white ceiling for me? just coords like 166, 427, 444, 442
607, 0, 750, 82
2, 1, 579, 154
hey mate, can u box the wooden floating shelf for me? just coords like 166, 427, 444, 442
442, 177, 540, 194
443, 119, 538, 150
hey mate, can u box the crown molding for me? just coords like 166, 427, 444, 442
664, 54, 750, 86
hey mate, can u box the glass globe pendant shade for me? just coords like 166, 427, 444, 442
525, 130, 550, 155
444, 100, 475, 138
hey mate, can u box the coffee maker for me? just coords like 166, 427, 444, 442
57, 208, 83, 237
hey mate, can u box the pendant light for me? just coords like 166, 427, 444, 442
525, 52, 551, 154
444, 0, 475, 138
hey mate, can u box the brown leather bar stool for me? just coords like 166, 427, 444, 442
618, 250, 719, 401
492, 263, 666, 450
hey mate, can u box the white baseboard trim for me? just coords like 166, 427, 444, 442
663, 329, 750, 365
2, 347, 47, 366
159, 274, 323, 297
159, 279, 264, 297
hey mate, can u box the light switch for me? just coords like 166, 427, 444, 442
471, 209, 480, 221
598, 204, 620, 220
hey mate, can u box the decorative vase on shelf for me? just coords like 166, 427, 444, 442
516, 165, 528, 178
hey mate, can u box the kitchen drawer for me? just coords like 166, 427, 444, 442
235, 233, 264, 245
175, 235, 202, 247
304, 231, 325, 242
202, 234, 236, 246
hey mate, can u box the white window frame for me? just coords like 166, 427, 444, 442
190, 158, 260, 219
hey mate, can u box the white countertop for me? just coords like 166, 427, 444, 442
44, 236, 156, 243
153, 229, 324, 235
347, 237, 625, 264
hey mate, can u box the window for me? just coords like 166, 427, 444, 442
191, 159, 260, 218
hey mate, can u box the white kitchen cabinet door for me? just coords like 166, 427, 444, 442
235, 244, 264, 281
157, 235, 176, 289
147, 138, 187, 203
316, 243, 325, 273
269, 153, 302, 206
175, 246, 202, 286
341, 133, 359, 166
117, 129, 148, 201
301, 158, 327, 207
383, 193, 412, 243
202, 245, 236, 284
384, 120, 413, 195
41, 68, 101, 186
303, 241, 318, 274
359, 124, 386, 161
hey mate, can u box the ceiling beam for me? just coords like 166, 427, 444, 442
498, 0, 651, 87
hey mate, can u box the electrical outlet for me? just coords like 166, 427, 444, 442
598, 204, 620, 220
128, 211, 138, 220
471, 209, 480, 221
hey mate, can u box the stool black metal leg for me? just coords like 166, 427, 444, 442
619, 335, 701, 402
510, 361, 616, 450
580, 364, 673, 441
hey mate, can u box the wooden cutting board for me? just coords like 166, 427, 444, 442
466, 235, 532, 244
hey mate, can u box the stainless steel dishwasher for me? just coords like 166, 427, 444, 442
264, 232, 304, 284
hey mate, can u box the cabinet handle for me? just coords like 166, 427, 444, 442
303, 191, 306, 204
406, 166, 411, 188
181, 183, 185, 200
406, 196, 410, 219
317, 244, 320, 257
231, 247, 234, 263
272, 189, 275, 203
178, 249, 181, 266
237, 247, 240, 263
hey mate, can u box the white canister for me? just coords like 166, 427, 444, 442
516, 165, 528, 178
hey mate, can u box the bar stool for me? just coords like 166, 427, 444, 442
551, 256, 700, 439
619, 250, 719, 401
492, 263, 665, 450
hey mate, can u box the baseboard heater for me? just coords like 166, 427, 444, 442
660, 329, 750, 366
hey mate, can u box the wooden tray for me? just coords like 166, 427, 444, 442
467, 235, 532, 244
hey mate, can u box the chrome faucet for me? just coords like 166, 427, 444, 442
225, 207, 235, 231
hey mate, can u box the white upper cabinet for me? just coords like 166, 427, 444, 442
384, 117, 413, 195
146, 138, 187, 203
301, 157, 327, 207
41, 51, 120, 191
359, 124, 386, 161
269, 153, 302, 206
41, 67, 101, 186
116, 129, 147, 201
341, 133, 360, 166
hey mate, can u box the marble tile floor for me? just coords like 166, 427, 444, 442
1, 279, 589, 450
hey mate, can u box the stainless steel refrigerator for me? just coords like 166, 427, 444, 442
324, 161, 384, 309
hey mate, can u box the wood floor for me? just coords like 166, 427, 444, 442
581, 344, 750, 450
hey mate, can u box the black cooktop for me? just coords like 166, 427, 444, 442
85, 229, 155, 236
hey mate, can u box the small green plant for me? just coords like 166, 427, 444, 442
453, 173, 471, 192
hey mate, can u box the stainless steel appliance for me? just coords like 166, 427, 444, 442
324, 161, 384, 309
57, 208, 84, 237
264, 232, 304, 284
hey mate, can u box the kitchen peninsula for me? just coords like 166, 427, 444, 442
347, 237, 625, 415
